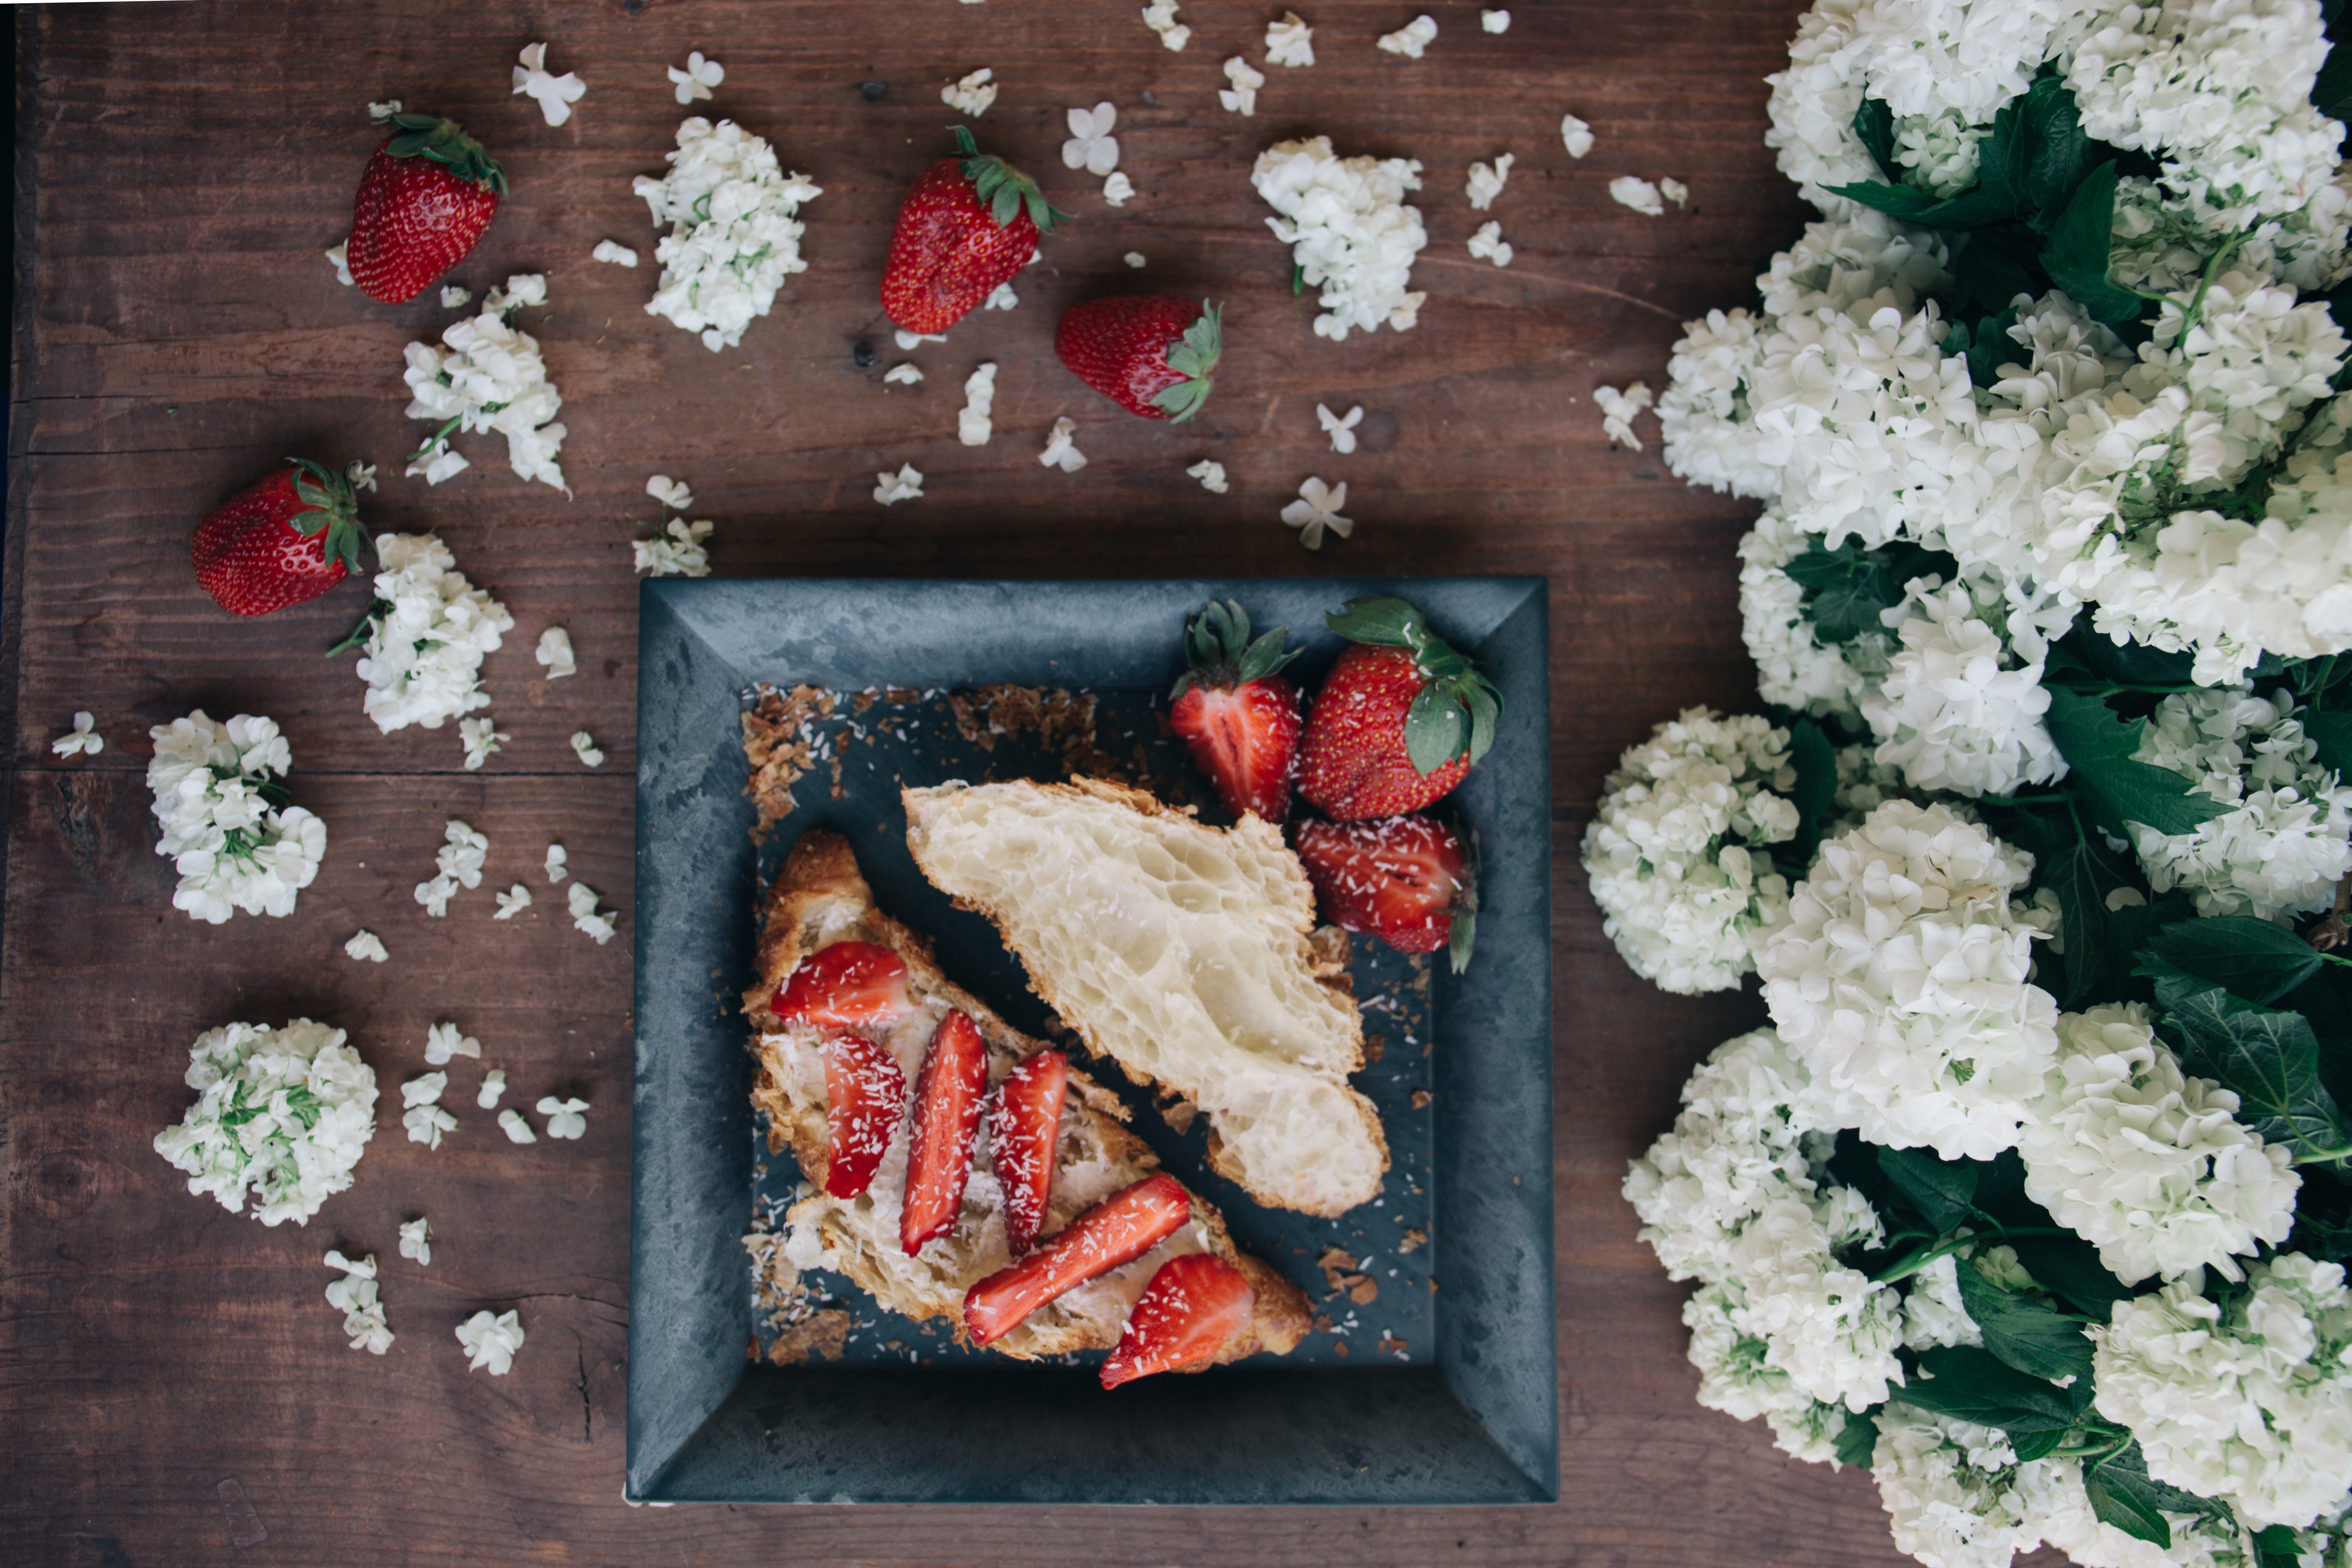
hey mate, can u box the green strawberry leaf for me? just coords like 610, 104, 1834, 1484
1405, 683, 1469, 775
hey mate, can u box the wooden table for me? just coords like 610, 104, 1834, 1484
0, 2, 1976, 1562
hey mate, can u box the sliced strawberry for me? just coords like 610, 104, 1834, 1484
773, 940, 911, 1029
963, 1173, 1190, 1345
989, 1049, 1069, 1255
819, 1032, 907, 1199
1168, 599, 1301, 822
900, 1010, 991, 1254
1295, 814, 1479, 971
1100, 1253, 1258, 1389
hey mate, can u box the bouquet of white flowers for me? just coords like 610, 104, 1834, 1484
1604, 3, 2352, 1562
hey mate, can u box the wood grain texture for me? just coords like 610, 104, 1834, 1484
0, 1, 1969, 1564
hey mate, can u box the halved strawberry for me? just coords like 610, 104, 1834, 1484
1295, 814, 1479, 972
1100, 1253, 1257, 1389
900, 1010, 991, 1254
1169, 599, 1302, 822
773, 940, 911, 1029
963, 1173, 1191, 1345
819, 1032, 907, 1199
989, 1049, 1069, 1255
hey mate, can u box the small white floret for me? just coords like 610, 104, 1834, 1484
455, 1307, 524, 1374
425, 1022, 483, 1067
959, 362, 998, 446
368, 101, 403, 123
1466, 153, 1512, 211
1659, 177, 1688, 207
326, 243, 353, 287
459, 715, 507, 771
1377, 14, 1438, 58
1560, 114, 1593, 158
403, 1071, 448, 1109
538, 1096, 589, 1140
512, 42, 586, 128
403, 1102, 458, 1150
1219, 56, 1265, 116
51, 711, 102, 758
440, 285, 473, 310
635, 518, 713, 578
1040, 418, 1087, 474
324, 1251, 393, 1354
1609, 176, 1664, 216
1187, 459, 1229, 493
1140, 0, 1190, 49
634, 119, 823, 353
943, 68, 997, 118
1468, 220, 1513, 267
545, 843, 568, 883
646, 474, 694, 511
399, 1217, 432, 1267
668, 51, 724, 106
495, 884, 532, 919
1265, 10, 1314, 65
874, 463, 925, 506
478, 1069, 508, 1109
346, 461, 377, 492
345, 929, 389, 964
153, 1020, 376, 1225
1062, 103, 1119, 178
568, 881, 617, 945
884, 363, 924, 385
984, 282, 1018, 312
498, 1107, 537, 1143
1124, 252, 1147, 269
570, 731, 605, 768
1102, 171, 1135, 206
1481, 9, 1510, 31
535, 626, 576, 679
1281, 477, 1352, 549
1318, 403, 1365, 454
894, 329, 947, 352
1595, 381, 1653, 448
592, 239, 639, 267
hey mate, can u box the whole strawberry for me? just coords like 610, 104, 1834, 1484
1295, 813, 1479, 971
347, 114, 506, 304
1296, 597, 1501, 819
1169, 599, 1301, 821
191, 459, 369, 616
882, 127, 1067, 334
1056, 296, 1222, 421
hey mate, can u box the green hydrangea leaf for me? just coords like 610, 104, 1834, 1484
1955, 1261, 2095, 1384
2043, 687, 2232, 838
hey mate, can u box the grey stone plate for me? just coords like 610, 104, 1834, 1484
628, 577, 1554, 1505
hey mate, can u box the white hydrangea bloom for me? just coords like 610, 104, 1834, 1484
1726, 1194, 1907, 1411
1871, 1405, 2058, 1568
424, 1021, 481, 1067
402, 295, 568, 492
456, 1307, 525, 1374
1595, 382, 1652, 448
1738, 509, 1890, 721
1040, 419, 1087, 474
152, 1020, 377, 1226
1682, 1279, 1860, 1465
636, 517, 714, 577
942, 68, 997, 118
1466, 153, 1512, 210
1860, 577, 2065, 797
458, 715, 507, 771
1610, 176, 1666, 216
1466, 221, 1512, 267
145, 710, 325, 924
1899, 1253, 1984, 1351
535, 626, 575, 679
570, 881, 617, 945
1266, 10, 1314, 66
1581, 709, 1801, 996
1753, 800, 2061, 1160
2032, 1454, 2245, 1568
2127, 686, 2352, 920
633, 118, 822, 352
2094, 1253, 2352, 1528
324, 1250, 394, 1354
354, 533, 513, 735
538, 1096, 588, 1139
2020, 1004, 2299, 1286
1251, 138, 1428, 340
1376, 13, 1438, 58
1624, 1028, 1830, 1282
958, 361, 998, 446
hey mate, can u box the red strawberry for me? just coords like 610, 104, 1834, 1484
1296, 597, 1501, 820
819, 1032, 907, 1199
1168, 599, 1301, 822
1055, 296, 1223, 421
773, 941, 912, 1029
347, 114, 506, 304
1100, 1253, 1257, 1389
190, 459, 368, 617
900, 1010, 991, 1254
882, 127, 1067, 335
989, 1049, 1069, 1255
963, 1173, 1191, 1346
1295, 814, 1479, 972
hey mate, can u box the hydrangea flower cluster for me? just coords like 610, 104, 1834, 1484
402, 274, 568, 491
1580, 709, 1802, 995
146, 710, 325, 924
1250, 138, 1428, 340
634, 117, 823, 352
2127, 686, 2352, 920
1858, 575, 2067, 798
152, 1019, 378, 1226
1753, 801, 2062, 1160
353, 533, 514, 738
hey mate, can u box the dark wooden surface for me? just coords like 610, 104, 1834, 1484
0, 2, 1998, 1564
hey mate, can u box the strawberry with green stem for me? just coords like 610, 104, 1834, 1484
882, 127, 1069, 335
1055, 297, 1222, 421
1297, 597, 1501, 820
347, 114, 506, 305
1169, 599, 1301, 821
191, 458, 371, 617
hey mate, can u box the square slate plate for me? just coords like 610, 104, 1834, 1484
628, 577, 1555, 1505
